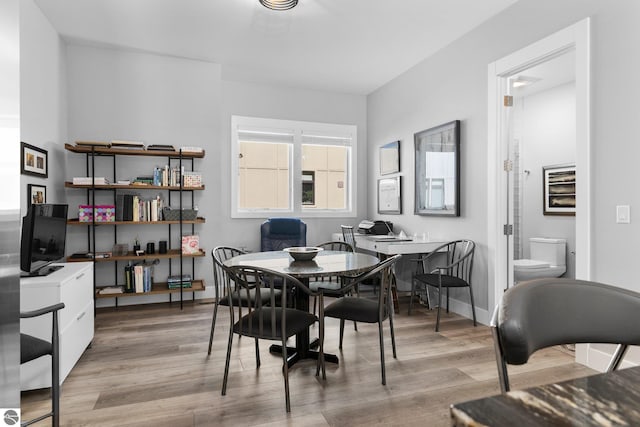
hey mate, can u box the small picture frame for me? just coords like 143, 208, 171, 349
21, 142, 48, 178
543, 164, 576, 216
380, 141, 400, 175
27, 184, 46, 207
377, 176, 401, 214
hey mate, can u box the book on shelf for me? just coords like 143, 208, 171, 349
73, 177, 110, 185
98, 286, 124, 295
179, 146, 204, 153
111, 140, 145, 149
167, 274, 192, 289
146, 144, 176, 151
116, 179, 131, 185
76, 140, 111, 147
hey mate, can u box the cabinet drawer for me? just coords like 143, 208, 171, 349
59, 267, 92, 329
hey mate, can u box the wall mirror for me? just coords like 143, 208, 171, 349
414, 120, 460, 216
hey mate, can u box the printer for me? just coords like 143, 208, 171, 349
358, 220, 394, 235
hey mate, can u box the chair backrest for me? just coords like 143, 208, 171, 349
341, 225, 356, 249
347, 254, 401, 321
492, 278, 640, 392
211, 246, 246, 299
261, 218, 307, 251
316, 240, 353, 253
225, 264, 314, 338
437, 240, 475, 282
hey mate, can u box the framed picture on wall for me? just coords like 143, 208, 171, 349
543, 164, 575, 215
21, 142, 48, 178
27, 184, 46, 207
379, 141, 400, 175
378, 176, 401, 214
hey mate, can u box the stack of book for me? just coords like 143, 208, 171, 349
116, 194, 164, 222
73, 177, 110, 185
167, 274, 192, 289
124, 262, 153, 293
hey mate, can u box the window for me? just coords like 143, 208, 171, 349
231, 116, 357, 218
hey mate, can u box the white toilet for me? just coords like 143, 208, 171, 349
514, 237, 566, 282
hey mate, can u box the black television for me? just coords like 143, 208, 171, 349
20, 204, 69, 277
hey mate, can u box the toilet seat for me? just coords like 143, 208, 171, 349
514, 259, 550, 270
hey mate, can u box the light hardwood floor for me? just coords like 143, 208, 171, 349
21, 297, 594, 426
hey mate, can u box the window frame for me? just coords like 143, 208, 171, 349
231, 115, 357, 219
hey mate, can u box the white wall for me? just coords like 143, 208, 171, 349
220, 79, 368, 249
20, 0, 67, 212
65, 44, 221, 306
519, 83, 576, 278
367, 0, 640, 325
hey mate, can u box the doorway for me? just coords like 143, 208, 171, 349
487, 18, 591, 365
487, 19, 591, 316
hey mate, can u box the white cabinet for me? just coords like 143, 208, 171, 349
20, 262, 94, 390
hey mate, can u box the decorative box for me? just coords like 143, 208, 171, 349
182, 171, 202, 188
79, 205, 116, 222
181, 235, 200, 255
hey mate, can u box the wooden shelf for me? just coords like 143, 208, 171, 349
66, 249, 206, 263
67, 218, 206, 226
64, 181, 204, 191
65, 143, 205, 158
96, 279, 205, 299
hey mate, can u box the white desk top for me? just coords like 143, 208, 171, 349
331, 233, 445, 255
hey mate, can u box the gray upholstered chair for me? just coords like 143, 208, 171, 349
21, 302, 65, 427
408, 239, 476, 332
221, 264, 321, 412
491, 278, 640, 393
318, 254, 401, 385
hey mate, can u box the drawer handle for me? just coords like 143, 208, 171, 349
77, 311, 86, 321
76, 273, 85, 280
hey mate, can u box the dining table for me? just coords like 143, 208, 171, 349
224, 249, 380, 367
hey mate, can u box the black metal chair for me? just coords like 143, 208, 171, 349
260, 218, 306, 251
309, 241, 354, 316
408, 239, 476, 332
341, 225, 356, 249
20, 302, 65, 427
221, 265, 321, 412
492, 278, 640, 393
208, 247, 282, 362
318, 254, 401, 385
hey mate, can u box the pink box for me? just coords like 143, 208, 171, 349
79, 205, 116, 222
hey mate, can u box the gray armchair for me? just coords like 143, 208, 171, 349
491, 278, 640, 393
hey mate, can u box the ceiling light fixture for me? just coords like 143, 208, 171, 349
260, 0, 298, 11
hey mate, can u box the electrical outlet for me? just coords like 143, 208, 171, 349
616, 205, 630, 224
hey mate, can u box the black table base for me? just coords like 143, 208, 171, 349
269, 338, 339, 368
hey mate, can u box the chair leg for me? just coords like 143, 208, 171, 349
312, 295, 317, 316
255, 338, 261, 367
435, 284, 442, 332
316, 304, 326, 380
207, 302, 219, 355
468, 285, 477, 327
378, 321, 386, 385
408, 279, 416, 315
282, 337, 291, 412
389, 311, 397, 359
339, 319, 345, 349
52, 340, 60, 427
221, 329, 234, 395
446, 288, 450, 313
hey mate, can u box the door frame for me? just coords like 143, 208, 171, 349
487, 19, 591, 361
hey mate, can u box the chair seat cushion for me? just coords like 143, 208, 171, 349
233, 308, 316, 339
415, 273, 469, 288
323, 297, 383, 323
21, 333, 52, 364
219, 288, 282, 307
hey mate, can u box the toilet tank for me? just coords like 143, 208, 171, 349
530, 237, 566, 266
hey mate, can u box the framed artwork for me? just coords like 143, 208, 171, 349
21, 142, 48, 178
27, 184, 46, 206
543, 164, 575, 215
414, 120, 460, 216
378, 176, 401, 214
379, 140, 400, 175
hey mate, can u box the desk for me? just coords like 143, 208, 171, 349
332, 232, 445, 255
450, 366, 640, 426
224, 250, 379, 367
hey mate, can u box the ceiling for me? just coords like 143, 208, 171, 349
34, 0, 518, 95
